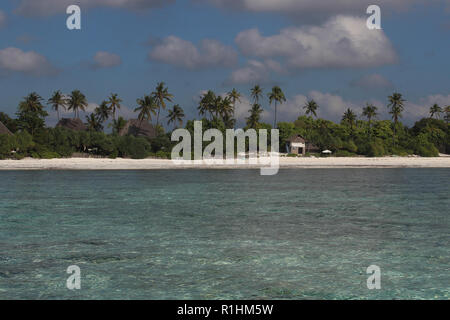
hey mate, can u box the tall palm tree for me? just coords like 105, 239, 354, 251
429, 104, 443, 119
387, 93, 406, 148
19, 92, 44, 113
251, 85, 263, 104
95, 100, 110, 124
342, 108, 357, 134
362, 103, 378, 139
303, 99, 319, 118
219, 97, 234, 119
152, 82, 173, 127
48, 90, 66, 121
246, 103, 263, 129
198, 90, 216, 120
167, 104, 185, 130
135, 95, 158, 125
227, 88, 241, 123
107, 93, 122, 121
67, 90, 88, 119
268, 86, 286, 128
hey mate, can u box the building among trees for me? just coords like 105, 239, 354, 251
119, 119, 157, 139
0, 121, 12, 136
56, 118, 87, 131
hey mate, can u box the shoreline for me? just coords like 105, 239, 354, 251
0, 157, 450, 170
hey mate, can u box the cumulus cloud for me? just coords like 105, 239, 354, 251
149, 36, 238, 69
226, 60, 285, 85
91, 51, 122, 69
235, 16, 398, 70
351, 74, 394, 89
15, 0, 174, 17
198, 0, 441, 21
0, 47, 58, 76
0, 10, 6, 28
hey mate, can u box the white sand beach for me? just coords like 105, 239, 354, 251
0, 156, 449, 170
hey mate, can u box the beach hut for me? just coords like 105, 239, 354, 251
0, 121, 12, 135
119, 119, 157, 139
286, 135, 306, 155
56, 118, 87, 131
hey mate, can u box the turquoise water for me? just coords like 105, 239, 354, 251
0, 169, 448, 300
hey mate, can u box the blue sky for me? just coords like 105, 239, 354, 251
0, 0, 449, 127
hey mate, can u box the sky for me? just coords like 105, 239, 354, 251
0, 0, 449, 127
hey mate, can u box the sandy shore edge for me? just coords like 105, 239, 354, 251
0, 157, 449, 170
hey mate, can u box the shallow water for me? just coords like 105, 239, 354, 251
0, 169, 448, 300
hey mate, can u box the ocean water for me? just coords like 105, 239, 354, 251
0, 169, 448, 300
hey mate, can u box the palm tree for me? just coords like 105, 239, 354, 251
86, 113, 103, 132
19, 92, 44, 113
95, 100, 110, 124
112, 116, 127, 135
342, 108, 357, 134
227, 88, 241, 123
47, 90, 66, 121
251, 85, 263, 104
135, 95, 158, 125
152, 82, 173, 127
67, 90, 88, 119
303, 99, 319, 118
167, 104, 185, 130
198, 90, 216, 119
246, 103, 263, 129
362, 103, 378, 139
387, 93, 406, 148
429, 104, 443, 119
220, 97, 234, 119
107, 93, 122, 121
268, 86, 286, 128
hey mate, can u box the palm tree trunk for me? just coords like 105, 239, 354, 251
156, 107, 160, 127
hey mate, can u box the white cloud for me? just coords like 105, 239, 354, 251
15, 0, 174, 16
198, 0, 442, 21
0, 10, 6, 28
149, 36, 238, 69
0, 47, 58, 76
226, 59, 286, 85
235, 16, 398, 70
351, 74, 393, 89
92, 51, 122, 69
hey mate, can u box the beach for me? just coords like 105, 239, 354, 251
1, 156, 449, 170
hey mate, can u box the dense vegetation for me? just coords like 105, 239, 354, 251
0, 84, 449, 160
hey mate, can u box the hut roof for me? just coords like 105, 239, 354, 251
287, 135, 306, 143
0, 121, 12, 135
56, 118, 87, 131
119, 119, 157, 139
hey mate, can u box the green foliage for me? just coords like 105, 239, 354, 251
116, 135, 151, 159
0, 112, 18, 133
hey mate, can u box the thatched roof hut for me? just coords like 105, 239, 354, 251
286, 135, 306, 155
119, 119, 157, 139
0, 121, 12, 135
56, 118, 87, 131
